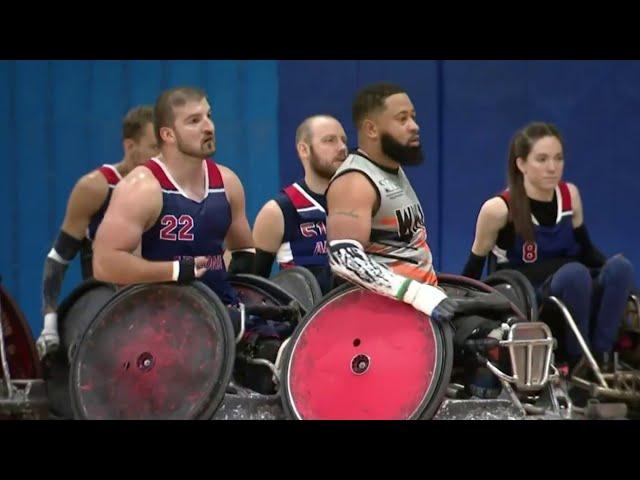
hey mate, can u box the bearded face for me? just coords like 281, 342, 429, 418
380, 132, 424, 166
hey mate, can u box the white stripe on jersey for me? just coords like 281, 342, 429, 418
531, 184, 571, 226
161, 188, 225, 195
555, 184, 563, 224
292, 183, 326, 213
296, 206, 321, 213
151, 157, 217, 203
492, 245, 509, 264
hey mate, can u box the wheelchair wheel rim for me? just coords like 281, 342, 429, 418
283, 287, 448, 420
70, 282, 234, 420
0, 284, 41, 380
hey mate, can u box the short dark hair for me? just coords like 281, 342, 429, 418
154, 87, 207, 144
352, 83, 406, 129
122, 105, 154, 141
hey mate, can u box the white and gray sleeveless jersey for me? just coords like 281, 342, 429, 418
330, 151, 437, 285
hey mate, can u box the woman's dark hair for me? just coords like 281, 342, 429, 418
507, 122, 564, 242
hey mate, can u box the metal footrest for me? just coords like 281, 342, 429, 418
484, 322, 555, 392
0, 379, 49, 419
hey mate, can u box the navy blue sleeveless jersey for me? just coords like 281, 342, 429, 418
273, 180, 330, 291
86, 164, 122, 241
492, 181, 582, 271
141, 157, 238, 305
83, 164, 121, 279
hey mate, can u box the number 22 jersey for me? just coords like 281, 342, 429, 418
141, 157, 238, 305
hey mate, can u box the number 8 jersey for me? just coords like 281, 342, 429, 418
492, 181, 581, 269
141, 157, 238, 305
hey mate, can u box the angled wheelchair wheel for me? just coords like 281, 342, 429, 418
229, 273, 305, 312
271, 267, 323, 312
58, 280, 118, 362
0, 284, 41, 381
437, 273, 530, 323
484, 269, 539, 322
228, 274, 302, 395
70, 282, 235, 420
0, 283, 48, 419
437, 273, 495, 297
281, 284, 453, 420
45, 280, 117, 419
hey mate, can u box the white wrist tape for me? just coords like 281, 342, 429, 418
44, 312, 58, 331
230, 248, 256, 254
402, 280, 448, 316
172, 260, 180, 282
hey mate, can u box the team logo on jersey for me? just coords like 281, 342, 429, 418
379, 178, 402, 194
395, 203, 425, 240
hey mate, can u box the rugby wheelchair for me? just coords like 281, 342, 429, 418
279, 272, 565, 420
17, 261, 630, 419
39, 265, 572, 420
48, 268, 320, 419
486, 256, 640, 419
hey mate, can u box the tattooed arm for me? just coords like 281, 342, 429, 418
326, 171, 458, 321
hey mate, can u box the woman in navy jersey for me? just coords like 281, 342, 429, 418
462, 122, 634, 373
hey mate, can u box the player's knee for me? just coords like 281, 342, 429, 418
552, 262, 592, 293
601, 255, 635, 286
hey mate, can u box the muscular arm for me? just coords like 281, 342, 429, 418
92, 167, 175, 284
327, 172, 451, 319
326, 172, 375, 247
252, 200, 284, 277
219, 165, 255, 274
62, 172, 110, 239
42, 172, 109, 314
327, 172, 405, 295
462, 197, 509, 279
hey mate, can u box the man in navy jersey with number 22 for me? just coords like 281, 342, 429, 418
92, 87, 259, 327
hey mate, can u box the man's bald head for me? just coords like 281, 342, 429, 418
295, 115, 348, 180
295, 115, 340, 147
